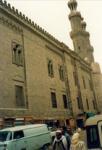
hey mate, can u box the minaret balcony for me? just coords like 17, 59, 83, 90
70, 31, 90, 39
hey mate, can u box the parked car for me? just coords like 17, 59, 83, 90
0, 124, 51, 150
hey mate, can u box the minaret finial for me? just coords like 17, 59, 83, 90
68, 0, 77, 11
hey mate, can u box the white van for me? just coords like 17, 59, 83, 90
0, 124, 51, 150
85, 115, 102, 150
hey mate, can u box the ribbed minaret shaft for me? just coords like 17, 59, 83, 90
68, 0, 94, 63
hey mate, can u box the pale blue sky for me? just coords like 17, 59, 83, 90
6, 0, 102, 71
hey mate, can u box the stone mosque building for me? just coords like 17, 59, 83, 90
0, 0, 101, 125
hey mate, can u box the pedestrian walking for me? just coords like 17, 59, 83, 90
76, 128, 87, 144
61, 126, 71, 150
70, 132, 87, 150
53, 129, 68, 150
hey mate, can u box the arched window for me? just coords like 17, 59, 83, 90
48, 60, 54, 77
63, 95, 68, 109
59, 65, 64, 81
12, 41, 23, 66
86, 98, 89, 110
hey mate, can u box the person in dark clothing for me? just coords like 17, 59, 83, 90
61, 126, 71, 150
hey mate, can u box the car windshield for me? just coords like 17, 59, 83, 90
0, 131, 12, 142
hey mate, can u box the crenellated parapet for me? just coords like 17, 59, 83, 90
0, 0, 93, 71
0, 0, 62, 47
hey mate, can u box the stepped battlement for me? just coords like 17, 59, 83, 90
0, 0, 63, 47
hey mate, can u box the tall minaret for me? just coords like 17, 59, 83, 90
68, 0, 94, 63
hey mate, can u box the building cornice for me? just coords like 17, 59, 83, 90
0, 15, 22, 33
70, 30, 90, 39
69, 11, 81, 20
0, 0, 65, 49
0, 0, 91, 71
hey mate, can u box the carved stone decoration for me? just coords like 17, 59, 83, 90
0, 15, 22, 33
0, 0, 64, 46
